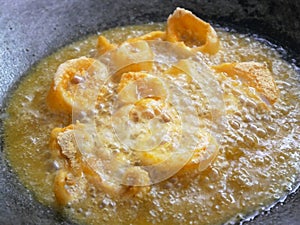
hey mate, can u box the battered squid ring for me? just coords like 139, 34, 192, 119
47, 57, 107, 114
166, 7, 220, 54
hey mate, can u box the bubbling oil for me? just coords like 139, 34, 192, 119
3, 23, 300, 225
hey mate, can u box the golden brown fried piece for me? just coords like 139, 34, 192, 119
50, 124, 89, 205
53, 169, 87, 206
97, 35, 117, 55
182, 134, 219, 173
117, 72, 168, 104
112, 40, 154, 72
50, 123, 152, 205
166, 7, 220, 54
47, 57, 106, 114
127, 31, 166, 43
212, 61, 279, 104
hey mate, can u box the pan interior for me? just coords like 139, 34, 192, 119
3, 21, 300, 225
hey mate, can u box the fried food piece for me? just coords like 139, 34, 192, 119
50, 124, 95, 205
117, 72, 168, 104
138, 143, 173, 166
117, 72, 148, 93
112, 98, 181, 152
182, 134, 219, 173
212, 61, 279, 104
121, 167, 151, 197
166, 7, 220, 54
97, 35, 117, 55
53, 169, 87, 206
98, 31, 164, 56
113, 93, 217, 175
50, 123, 151, 203
47, 57, 107, 114
49, 125, 74, 158
139, 130, 218, 176
127, 31, 166, 43
53, 169, 73, 205
50, 124, 84, 175
110, 40, 154, 76
122, 167, 150, 186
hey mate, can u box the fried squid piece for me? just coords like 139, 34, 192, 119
97, 35, 117, 55
47, 57, 107, 114
127, 31, 166, 43
50, 123, 151, 205
117, 72, 168, 104
212, 61, 279, 104
166, 7, 220, 54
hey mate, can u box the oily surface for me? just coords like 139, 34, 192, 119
3, 23, 300, 225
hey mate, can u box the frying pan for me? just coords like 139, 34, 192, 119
0, 0, 299, 224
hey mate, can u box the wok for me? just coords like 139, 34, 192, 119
0, 0, 299, 224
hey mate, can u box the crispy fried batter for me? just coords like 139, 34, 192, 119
127, 31, 166, 43
166, 7, 220, 54
212, 62, 279, 104
97, 35, 117, 55
47, 57, 105, 114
